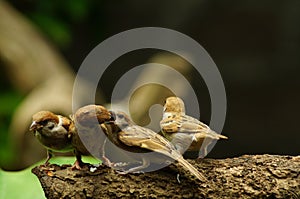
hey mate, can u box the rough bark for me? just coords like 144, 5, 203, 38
32, 154, 299, 199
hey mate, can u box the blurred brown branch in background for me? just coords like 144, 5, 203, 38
0, 1, 195, 170
0, 1, 103, 169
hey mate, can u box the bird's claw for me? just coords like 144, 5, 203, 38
115, 169, 144, 175
71, 159, 84, 170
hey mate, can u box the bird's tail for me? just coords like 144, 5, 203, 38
199, 129, 228, 140
215, 133, 228, 139
176, 155, 207, 182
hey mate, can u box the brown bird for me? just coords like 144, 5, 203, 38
30, 105, 113, 169
71, 104, 114, 168
107, 111, 207, 182
160, 97, 228, 158
29, 111, 74, 165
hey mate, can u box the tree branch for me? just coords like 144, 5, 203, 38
32, 154, 299, 198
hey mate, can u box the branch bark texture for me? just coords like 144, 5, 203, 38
32, 154, 299, 198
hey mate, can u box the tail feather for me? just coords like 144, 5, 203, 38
177, 156, 207, 182
207, 129, 228, 140
217, 133, 228, 139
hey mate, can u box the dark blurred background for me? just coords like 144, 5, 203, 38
1, 0, 299, 170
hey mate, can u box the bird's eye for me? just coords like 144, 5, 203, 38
47, 123, 55, 130
118, 114, 124, 119
40, 120, 48, 126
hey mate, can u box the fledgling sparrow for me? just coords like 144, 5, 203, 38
71, 104, 114, 168
107, 111, 207, 182
29, 111, 74, 165
160, 97, 228, 158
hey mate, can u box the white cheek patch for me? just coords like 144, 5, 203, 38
52, 116, 64, 132
162, 112, 173, 119
57, 116, 63, 127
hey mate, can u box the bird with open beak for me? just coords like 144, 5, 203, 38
30, 105, 113, 169
106, 111, 207, 182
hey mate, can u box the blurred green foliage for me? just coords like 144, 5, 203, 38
26, 0, 91, 48
0, 0, 104, 168
0, 91, 23, 167
10, 0, 104, 49
0, 156, 100, 199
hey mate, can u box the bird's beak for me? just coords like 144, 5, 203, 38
163, 105, 166, 112
107, 111, 115, 121
29, 121, 38, 131
104, 112, 116, 125
105, 120, 115, 125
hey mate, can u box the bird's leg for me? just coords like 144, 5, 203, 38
100, 138, 133, 169
71, 150, 84, 170
44, 150, 53, 165
116, 157, 150, 174
100, 138, 115, 167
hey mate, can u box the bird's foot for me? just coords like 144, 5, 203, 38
71, 159, 85, 170
115, 168, 144, 175
112, 162, 130, 168
196, 156, 205, 162
114, 162, 147, 174
101, 155, 116, 168
42, 162, 50, 167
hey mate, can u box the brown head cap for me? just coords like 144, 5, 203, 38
164, 97, 185, 113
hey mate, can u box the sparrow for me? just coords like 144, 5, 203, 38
30, 105, 113, 169
71, 104, 113, 168
72, 105, 149, 169
107, 111, 207, 182
160, 97, 228, 158
29, 111, 74, 165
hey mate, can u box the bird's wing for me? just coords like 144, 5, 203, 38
160, 117, 179, 133
180, 115, 227, 139
178, 115, 209, 133
118, 126, 175, 154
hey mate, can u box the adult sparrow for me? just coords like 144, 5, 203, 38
160, 97, 228, 158
30, 105, 113, 169
29, 111, 74, 165
107, 111, 207, 182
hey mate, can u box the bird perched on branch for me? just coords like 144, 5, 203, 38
71, 104, 113, 168
29, 111, 74, 165
30, 105, 113, 169
106, 111, 207, 182
160, 97, 228, 158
